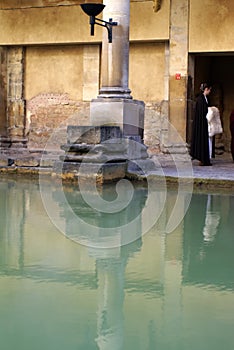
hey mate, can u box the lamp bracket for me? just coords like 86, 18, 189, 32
93, 17, 118, 43
80, 3, 118, 43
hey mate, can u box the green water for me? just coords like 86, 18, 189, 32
0, 177, 234, 350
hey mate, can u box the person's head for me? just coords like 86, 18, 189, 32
200, 82, 212, 96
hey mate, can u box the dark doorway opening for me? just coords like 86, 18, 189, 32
187, 54, 234, 156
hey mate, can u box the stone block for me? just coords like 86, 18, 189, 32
67, 125, 122, 144
77, 162, 126, 178
39, 157, 56, 167
127, 158, 156, 174
53, 161, 81, 174
52, 161, 126, 183
8, 128, 25, 138
90, 98, 145, 141
15, 157, 39, 167
0, 157, 14, 166
124, 136, 148, 160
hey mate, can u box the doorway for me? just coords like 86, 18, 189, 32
187, 54, 234, 155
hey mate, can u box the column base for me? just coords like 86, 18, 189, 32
90, 98, 145, 142
98, 87, 132, 99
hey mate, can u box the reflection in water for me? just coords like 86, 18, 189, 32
202, 194, 220, 242
183, 192, 234, 291
0, 178, 234, 350
61, 183, 147, 248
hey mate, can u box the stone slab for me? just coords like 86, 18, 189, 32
67, 125, 122, 145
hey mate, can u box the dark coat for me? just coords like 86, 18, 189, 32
190, 93, 211, 165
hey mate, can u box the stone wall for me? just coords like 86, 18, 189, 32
0, 0, 168, 151
22, 40, 166, 150
26, 95, 163, 152
0, 0, 170, 45
26, 94, 90, 150
144, 102, 162, 152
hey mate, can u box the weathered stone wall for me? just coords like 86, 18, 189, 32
0, 0, 170, 45
129, 42, 166, 102
23, 44, 99, 149
0, 1, 169, 151
144, 102, 162, 152
26, 94, 90, 150
189, 0, 234, 52
22, 40, 166, 150
25, 45, 86, 101
25, 95, 164, 151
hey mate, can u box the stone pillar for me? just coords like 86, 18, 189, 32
90, 0, 145, 142
0, 47, 7, 138
98, 0, 131, 99
7, 47, 27, 147
168, 0, 189, 144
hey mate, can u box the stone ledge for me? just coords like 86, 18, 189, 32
14, 157, 40, 167
52, 161, 127, 184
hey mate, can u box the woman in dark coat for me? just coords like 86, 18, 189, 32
230, 110, 234, 161
190, 83, 212, 166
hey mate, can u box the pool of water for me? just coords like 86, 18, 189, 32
0, 177, 234, 350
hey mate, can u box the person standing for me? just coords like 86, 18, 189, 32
230, 109, 234, 161
190, 83, 212, 166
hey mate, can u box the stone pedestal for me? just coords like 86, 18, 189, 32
90, 98, 145, 141
52, 125, 155, 183
53, 126, 127, 184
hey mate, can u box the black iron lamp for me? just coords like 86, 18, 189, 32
80, 3, 118, 43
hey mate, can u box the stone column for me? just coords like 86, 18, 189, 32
90, 0, 145, 142
7, 47, 27, 148
0, 47, 7, 139
168, 0, 189, 145
98, 0, 131, 99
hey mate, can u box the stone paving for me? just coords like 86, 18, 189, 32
149, 153, 234, 188
0, 148, 234, 188
152, 153, 233, 179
